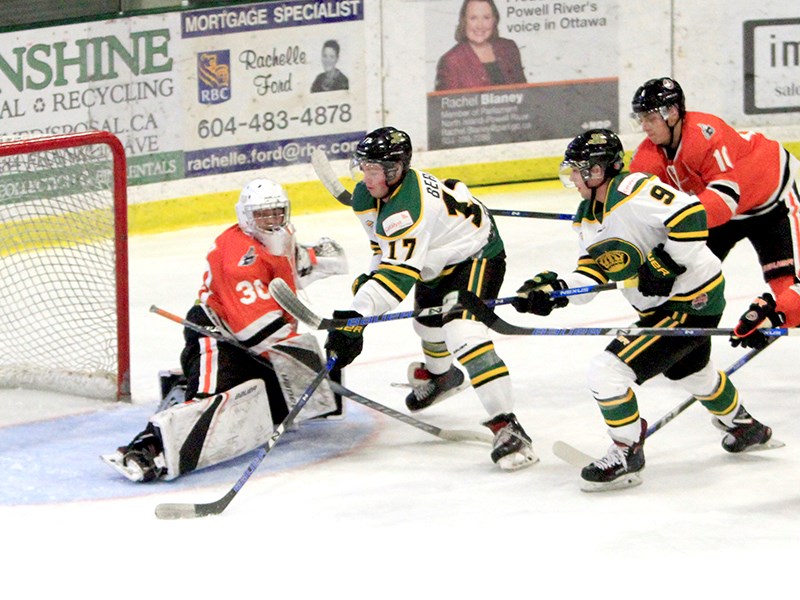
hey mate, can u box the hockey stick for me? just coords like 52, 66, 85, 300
267, 277, 635, 330
311, 147, 353, 206
311, 148, 574, 219
486, 208, 574, 220
456, 290, 794, 338
645, 335, 778, 436
552, 336, 780, 467
154, 356, 336, 520
149, 306, 492, 444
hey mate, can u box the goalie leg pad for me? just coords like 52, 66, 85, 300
150, 378, 274, 480
269, 333, 339, 420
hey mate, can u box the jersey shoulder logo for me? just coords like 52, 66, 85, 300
238, 246, 257, 267
698, 123, 716, 140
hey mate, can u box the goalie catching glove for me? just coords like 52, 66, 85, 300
295, 237, 348, 288
730, 293, 785, 350
512, 271, 569, 315
637, 243, 686, 297
324, 311, 365, 370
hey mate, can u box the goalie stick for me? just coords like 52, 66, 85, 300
267, 277, 635, 330
456, 289, 794, 338
552, 334, 783, 469
311, 147, 574, 220
154, 356, 336, 520
149, 306, 492, 445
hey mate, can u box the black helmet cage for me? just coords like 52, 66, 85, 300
560, 129, 624, 186
351, 126, 413, 183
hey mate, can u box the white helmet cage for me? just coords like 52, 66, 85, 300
235, 179, 295, 256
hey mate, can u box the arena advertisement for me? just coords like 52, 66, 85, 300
0, 0, 366, 187
743, 17, 800, 114
425, 0, 619, 149
178, 0, 366, 178
0, 14, 183, 186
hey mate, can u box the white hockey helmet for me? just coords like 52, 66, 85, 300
235, 179, 295, 256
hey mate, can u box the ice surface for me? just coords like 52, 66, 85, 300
2, 185, 797, 598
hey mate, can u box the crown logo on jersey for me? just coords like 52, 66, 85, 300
596, 250, 630, 273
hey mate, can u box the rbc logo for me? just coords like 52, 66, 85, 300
198, 50, 231, 104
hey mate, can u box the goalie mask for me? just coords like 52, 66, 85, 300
236, 179, 295, 256
350, 126, 413, 188
559, 129, 624, 188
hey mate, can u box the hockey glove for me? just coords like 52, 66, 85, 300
637, 244, 686, 297
312, 237, 348, 275
511, 271, 569, 315
730, 293, 785, 350
324, 310, 365, 369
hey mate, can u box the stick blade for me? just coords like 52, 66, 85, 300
268, 278, 324, 329
311, 148, 352, 206
437, 429, 494, 444
552, 441, 594, 468
154, 502, 204, 520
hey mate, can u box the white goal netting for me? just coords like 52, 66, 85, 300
0, 132, 130, 401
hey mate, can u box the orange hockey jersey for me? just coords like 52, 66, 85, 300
198, 225, 298, 356
630, 111, 794, 228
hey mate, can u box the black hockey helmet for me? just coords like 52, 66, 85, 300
351, 126, 412, 184
559, 129, 624, 187
631, 77, 685, 118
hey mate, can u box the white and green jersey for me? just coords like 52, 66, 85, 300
350, 170, 504, 316
565, 172, 726, 316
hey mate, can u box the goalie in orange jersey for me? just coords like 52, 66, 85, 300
629, 77, 799, 349
102, 179, 348, 482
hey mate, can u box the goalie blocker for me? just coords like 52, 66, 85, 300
102, 333, 342, 482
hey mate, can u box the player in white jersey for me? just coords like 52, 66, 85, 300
323, 126, 536, 470
512, 129, 774, 490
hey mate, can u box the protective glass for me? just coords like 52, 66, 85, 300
349, 158, 402, 184
629, 106, 671, 131
558, 160, 590, 188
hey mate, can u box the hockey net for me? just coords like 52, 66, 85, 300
0, 131, 130, 401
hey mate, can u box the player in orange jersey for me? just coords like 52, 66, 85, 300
629, 77, 800, 349
102, 179, 348, 482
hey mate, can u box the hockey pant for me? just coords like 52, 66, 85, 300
589, 311, 740, 442
412, 251, 514, 417
180, 304, 338, 422
151, 307, 338, 479
705, 175, 800, 326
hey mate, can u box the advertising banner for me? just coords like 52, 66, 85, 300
744, 18, 800, 114
178, 0, 366, 178
425, 0, 619, 150
0, 0, 366, 187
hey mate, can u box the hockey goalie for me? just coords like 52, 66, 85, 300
102, 179, 348, 482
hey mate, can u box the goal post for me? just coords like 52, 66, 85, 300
0, 131, 131, 402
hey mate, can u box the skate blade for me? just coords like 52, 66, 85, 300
100, 453, 144, 482
497, 450, 540, 471
737, 438, 786, 453
580, 471, 643, 493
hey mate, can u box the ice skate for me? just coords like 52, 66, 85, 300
581, 420, 646, 492
101, 424, 166, 482
405, 362, 468, 412
482, 412, 538, 471
712, 405, 783, 453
